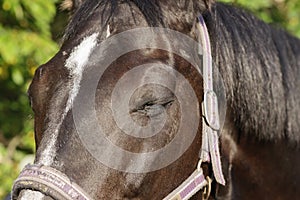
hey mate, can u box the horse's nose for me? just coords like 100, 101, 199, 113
16, 189, 53, 200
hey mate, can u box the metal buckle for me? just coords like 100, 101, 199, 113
202, 90, 220, 131
202, 176, 212, 200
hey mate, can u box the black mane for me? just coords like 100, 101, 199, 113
64, 0, 164, 40
205, 3, 300, 143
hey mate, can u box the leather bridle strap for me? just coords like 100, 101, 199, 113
163, 163, 208, 200
163, 15, 225, 200
197, 15, 225, 186
12, 164, 93, 200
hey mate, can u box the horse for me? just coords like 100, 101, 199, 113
12, 0, 300, 199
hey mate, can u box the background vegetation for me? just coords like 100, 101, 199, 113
0, 0, 299, 198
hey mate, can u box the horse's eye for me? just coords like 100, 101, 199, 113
133, 99, 174, 117
141, 101, 156, 110
132, 101, 156, 113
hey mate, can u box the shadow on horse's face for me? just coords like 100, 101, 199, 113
15, 1, 210, 199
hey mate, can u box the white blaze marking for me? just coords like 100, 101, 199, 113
106, 25, 111, 38
19, 190, 44, 200
38, 33, 98, 166
65, 33, 98, 115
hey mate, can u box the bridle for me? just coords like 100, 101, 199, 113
12, 15, 225, 200
12, 164, 92, 200
163, 15, 225, 200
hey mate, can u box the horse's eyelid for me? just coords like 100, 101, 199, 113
162, 100, 174, 107
136, 102, 154, 111
145, 99, 174, 109
132, 98, 175, 112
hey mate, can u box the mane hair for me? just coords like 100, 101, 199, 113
204, 3, 300, 143
63, 0, 212, 40
63, 0, 165, 41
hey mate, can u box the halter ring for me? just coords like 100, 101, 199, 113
202, 176, 212, 200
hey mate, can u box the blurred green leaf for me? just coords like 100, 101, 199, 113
0, 0, 60, 198
12, 68, 23, 85
219, 0, 300, 38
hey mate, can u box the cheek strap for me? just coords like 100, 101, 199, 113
163, 15, 225, 200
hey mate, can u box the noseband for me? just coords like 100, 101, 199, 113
12, 15, 224, 200
12, 164, 92, 200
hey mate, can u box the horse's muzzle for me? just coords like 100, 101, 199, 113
16, 189, 53, 200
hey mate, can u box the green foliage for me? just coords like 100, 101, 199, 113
220, 0, 300, 38
0, 0, 59, 198
0, 0, 299, 199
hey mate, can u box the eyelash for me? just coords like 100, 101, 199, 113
135, 100, 174, 113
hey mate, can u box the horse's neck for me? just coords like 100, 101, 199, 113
219, 125, 300, 199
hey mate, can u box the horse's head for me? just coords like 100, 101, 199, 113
13, 1, 222, 199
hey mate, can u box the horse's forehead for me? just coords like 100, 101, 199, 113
63, 0, 211, 43
63, 1, 149, 45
